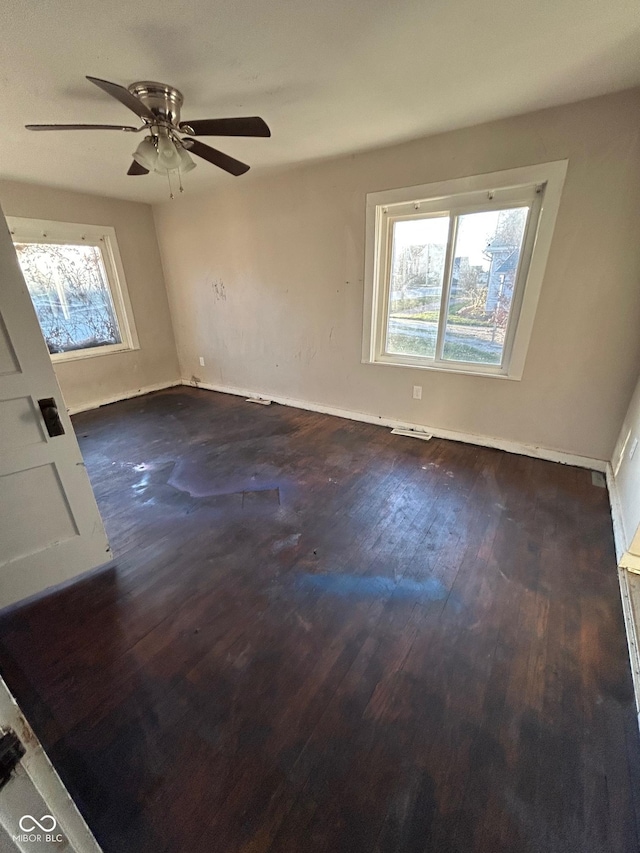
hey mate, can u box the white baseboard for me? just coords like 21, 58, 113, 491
66, 380, 182, 415
184, 378, 607, 472
606, 462, 629, 563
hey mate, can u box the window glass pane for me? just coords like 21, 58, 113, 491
442, 207, 528, 365
14, 243, 122, 355
385, 216, 449, 359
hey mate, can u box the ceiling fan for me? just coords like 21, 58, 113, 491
26, 76, 271, 192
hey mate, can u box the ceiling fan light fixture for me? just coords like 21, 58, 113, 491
177, 145, 196, 173
155, 134, 182, 172
132, 136, 158, 171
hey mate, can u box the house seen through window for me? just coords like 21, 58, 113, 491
386, 207, 528, 366
9, 218, 138, 360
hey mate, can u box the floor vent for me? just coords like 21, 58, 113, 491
390, 428, 432, 441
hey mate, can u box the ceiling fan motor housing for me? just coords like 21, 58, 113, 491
127, 82, 184, 127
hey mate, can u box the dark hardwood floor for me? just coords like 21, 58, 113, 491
0, 387, 638, 852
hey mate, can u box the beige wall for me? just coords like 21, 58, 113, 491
154, 88, 640, 462
613, 373, 640, 557
0, 180, 180, 412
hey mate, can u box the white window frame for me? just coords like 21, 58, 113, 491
362, 161, 568, 380
7, 217, 139, 362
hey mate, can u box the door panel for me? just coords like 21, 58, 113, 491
0, 205, 110, 609
1, 397, 45, 449
0, 316, 19, 375
1, 464, 78, 564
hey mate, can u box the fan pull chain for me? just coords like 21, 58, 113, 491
165, 171, 185, 198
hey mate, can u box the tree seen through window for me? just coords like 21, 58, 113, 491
15, 243, 122, 355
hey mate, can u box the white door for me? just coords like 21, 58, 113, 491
0, 675, 102, 852
0, 204, 110, 609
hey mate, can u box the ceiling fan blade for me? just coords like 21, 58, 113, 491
86, 76, 156, 122
127, 160, 149, 175
26, 123, 138, 132
180, 117, 270, 137
183, 139, 250, 176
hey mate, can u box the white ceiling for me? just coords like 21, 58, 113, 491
1, 0, 639, 204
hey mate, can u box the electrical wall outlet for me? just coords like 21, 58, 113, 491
630, 437, 638, 460
199, 356, 205, 367
412, 385, 422, 400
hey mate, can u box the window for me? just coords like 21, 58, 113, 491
363, 162, 567, 379
8, 218, 138, 361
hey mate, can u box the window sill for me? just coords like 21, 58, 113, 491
51, 343, 139, 364
363, 356, 521, 380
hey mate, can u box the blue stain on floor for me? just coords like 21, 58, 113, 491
295, 573, 450, 601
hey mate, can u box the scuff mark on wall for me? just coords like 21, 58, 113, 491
211, 278, 227, 301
